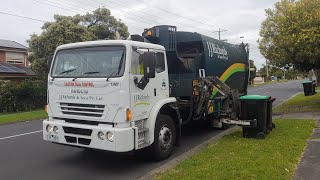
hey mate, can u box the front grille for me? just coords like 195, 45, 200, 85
65, 136, 77, 143
63, 127, 92, 136
59, 103, 105, 118
64, 136, 91, 146
78, 138, 91, 145
53, 117, 112, 126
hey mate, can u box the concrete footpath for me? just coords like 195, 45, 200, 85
276, 112, 320, 180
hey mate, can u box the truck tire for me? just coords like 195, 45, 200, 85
150, 114, 176, 161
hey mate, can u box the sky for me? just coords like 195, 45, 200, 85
0, 0, 279, 68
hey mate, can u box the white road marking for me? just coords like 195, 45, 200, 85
0, 130, 43, 141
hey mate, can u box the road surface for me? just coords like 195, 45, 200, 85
0, 80, 304, 180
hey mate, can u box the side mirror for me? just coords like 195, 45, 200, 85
140, 52, 156, 79
47, 55, 53, 70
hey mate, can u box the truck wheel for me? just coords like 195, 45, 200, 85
151, 114, 176, 161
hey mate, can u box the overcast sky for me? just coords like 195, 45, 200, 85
0, 0, 279, 68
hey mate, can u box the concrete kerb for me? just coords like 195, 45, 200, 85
137, 126, 240, 180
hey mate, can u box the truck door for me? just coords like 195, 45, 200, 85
130, 48, 169, 121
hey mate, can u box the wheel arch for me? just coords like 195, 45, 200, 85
145, 97, 181, 145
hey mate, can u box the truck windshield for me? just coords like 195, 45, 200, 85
51, 46, 126, 78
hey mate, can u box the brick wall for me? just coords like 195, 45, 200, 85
0, 51, 5, 63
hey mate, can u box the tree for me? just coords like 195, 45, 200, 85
249, 60, 257, 83
28, 8, 129, 80
259, 0, 320, 77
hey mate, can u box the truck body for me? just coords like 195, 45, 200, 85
43, 25, 250, 160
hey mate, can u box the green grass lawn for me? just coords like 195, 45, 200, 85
274, 93, 320, 114
0, 110, 47, 125
155, 119, 315, 180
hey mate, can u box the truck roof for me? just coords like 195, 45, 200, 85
56, 40, 165, 51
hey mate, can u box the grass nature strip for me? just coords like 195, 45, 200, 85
0, 110, 47, 125
155, 119, 316, 180
274, 93, 320, 114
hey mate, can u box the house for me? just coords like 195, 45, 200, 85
0, 39, 35, 81
253, 71, 265, 84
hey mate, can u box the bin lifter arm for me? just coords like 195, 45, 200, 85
205, 76, 240, 117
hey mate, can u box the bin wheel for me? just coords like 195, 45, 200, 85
221, 123, 230, 130
266, 129, 271, 134
256, 132, 266, 139
272, 123, 276, 129
242, 128, 247, 138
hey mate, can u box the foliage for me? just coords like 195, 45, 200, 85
259, 65, 301, 80
249, 60, 256, 82
28, 8, 129, 80
259, 0, 320, 72
156, 119, 315, 180
0, 81, 47, 113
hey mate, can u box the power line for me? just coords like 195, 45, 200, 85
0, 11, 47, 22
87, 0, 158, 26
88, 0, 214, 33
135, 0, 216, 28
33, 0, 82, 14
54, 0, 90, 12
32, 0, 148, 30
90, 0, 214, 33
0, 9, 142, 32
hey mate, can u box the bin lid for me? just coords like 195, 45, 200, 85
239, 95, 270, 100
302, 81, 313, 84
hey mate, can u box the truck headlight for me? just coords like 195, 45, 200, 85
107, 131, 114, 142
46, 125, 53, 133
53, 126, 59, 134
97, 131, 105, 140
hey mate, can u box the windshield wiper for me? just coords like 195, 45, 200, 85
106, 51, 125, 82
106, 71, 117, 82
52, 68, 76, 81
72, 71, 100, 81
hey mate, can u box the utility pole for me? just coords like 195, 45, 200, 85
213, 28, 227, 40
266, 58, 269, 81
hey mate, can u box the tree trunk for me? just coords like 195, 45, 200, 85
314, 69, 320, 85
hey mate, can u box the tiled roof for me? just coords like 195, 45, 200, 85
0, 39, 27, 50
0, 62, 35, 76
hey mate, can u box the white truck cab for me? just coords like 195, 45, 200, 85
44, 40, 180, 160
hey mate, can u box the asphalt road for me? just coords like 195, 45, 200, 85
0, 80, 304, 180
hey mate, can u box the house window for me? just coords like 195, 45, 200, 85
6, 52, 25, 64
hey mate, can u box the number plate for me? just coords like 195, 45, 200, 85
46, 134, 59, 142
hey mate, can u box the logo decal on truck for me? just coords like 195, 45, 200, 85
64, 82, 95, 87
161, 79, 167, 90
59, 94, 103, 101
206, 42, 228, 60
133, 94, 150, 107
71, 89, 89, 94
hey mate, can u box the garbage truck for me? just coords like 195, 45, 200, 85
43, 25, 260, 160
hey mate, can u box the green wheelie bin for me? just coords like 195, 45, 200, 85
302, 81, 314, 96
239, 95, 270, 139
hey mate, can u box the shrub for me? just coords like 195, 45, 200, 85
0, 80, 47, 113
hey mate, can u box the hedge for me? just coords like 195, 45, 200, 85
0, 80, 47, 113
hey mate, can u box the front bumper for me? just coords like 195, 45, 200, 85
43, 119, 135, 152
